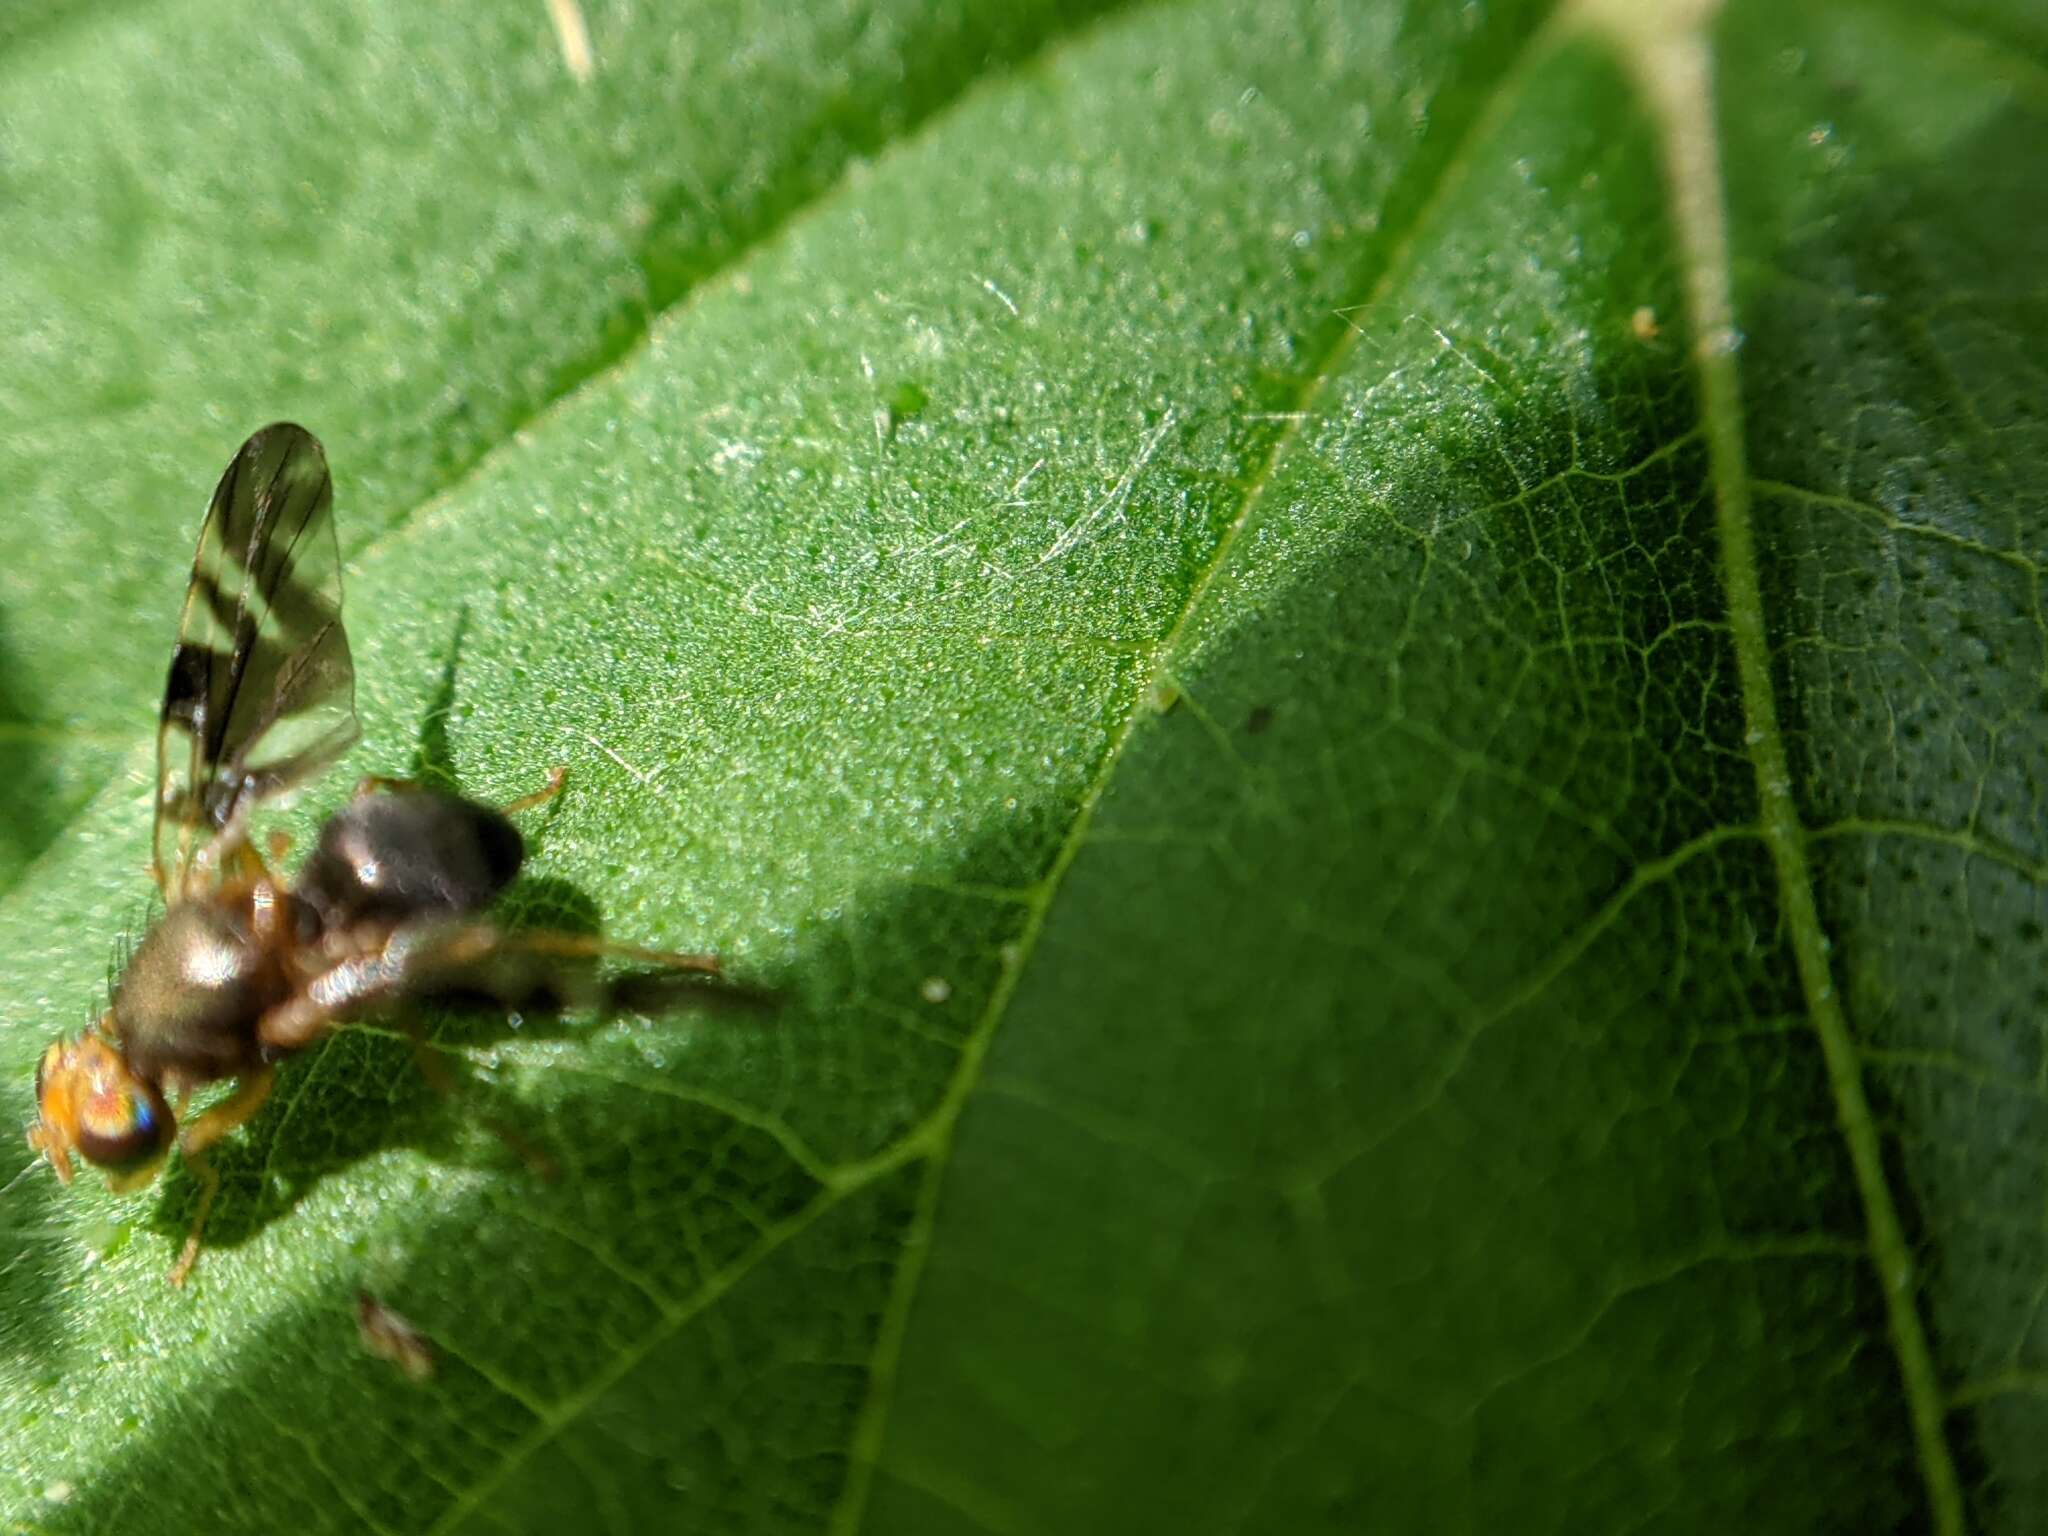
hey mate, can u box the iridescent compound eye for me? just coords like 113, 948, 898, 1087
61, 1039, 174, 1174
75, 1081, 172, 1171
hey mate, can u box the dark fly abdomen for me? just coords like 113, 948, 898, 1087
293, 789, 524, 930
112, 900, 287, 1084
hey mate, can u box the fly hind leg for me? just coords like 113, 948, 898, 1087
255, 925, 576, 1177
275, 923, 720, 1027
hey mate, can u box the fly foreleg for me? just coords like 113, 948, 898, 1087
166, 1066, 276, 1288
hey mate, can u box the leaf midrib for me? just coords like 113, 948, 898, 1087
1598, 2, 1969, 1529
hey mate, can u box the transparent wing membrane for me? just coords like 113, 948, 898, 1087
153, 423, 357, 890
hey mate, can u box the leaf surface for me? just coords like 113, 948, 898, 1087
0, 1, 2041, 1532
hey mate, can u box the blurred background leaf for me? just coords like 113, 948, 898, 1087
0, 0, 2040, 1531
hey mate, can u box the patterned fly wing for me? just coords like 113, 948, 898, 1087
153, 424, 358, 892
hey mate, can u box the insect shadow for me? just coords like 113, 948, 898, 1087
0, 610, 74, 876
140, 614, 759, 1259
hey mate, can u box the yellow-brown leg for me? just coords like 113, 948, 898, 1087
213, 836, 272, 886
166, 1067, 275, 1288
354, 766, 566, 815
499, 765, 568, 816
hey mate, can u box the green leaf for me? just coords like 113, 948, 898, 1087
0, 0, 2040, 1531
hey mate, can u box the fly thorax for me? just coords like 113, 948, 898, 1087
110, 899, 284, 1082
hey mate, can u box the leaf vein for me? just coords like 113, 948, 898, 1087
1753, 478, 2041, 577
824, 11, 1576, 1530
1807, 815, 2048, 884
1299, 819, 1762, 1190
425, 1169, 885, 1534
1600, 7, 1970, 1528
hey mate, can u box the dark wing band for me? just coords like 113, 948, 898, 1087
153, 423, 358, 890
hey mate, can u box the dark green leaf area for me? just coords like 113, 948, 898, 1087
1721, 2, 2048, 1528
865, 34, 1924, 1536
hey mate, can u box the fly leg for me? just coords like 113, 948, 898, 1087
266, 923, 719, 1040
351, 766, 567, 816
497, 766, 568, 815
256, 940, 474, 1146
255, 924, 584, 1177
351, 773, 421, 797
166, 1067, 276, 1288
258, 919, 598, 1056
402, 926, 724, 1161
257, 935, 418, 1053
259, 916, 721, 1064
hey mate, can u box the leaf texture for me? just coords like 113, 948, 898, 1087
0, 0, 2041, 1532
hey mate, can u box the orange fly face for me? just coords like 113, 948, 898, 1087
29, 1035, 173, 1191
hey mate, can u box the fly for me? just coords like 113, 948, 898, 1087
27, 423, 717, 1284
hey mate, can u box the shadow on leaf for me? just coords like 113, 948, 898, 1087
141, 626, 771, 1266
0, 609, 82, 876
